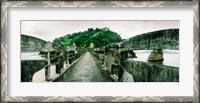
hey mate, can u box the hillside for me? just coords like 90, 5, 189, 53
52, 28, 122, 49
21, 34, 47, 52
122, 29, 179, 50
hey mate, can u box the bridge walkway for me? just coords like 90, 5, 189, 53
55, 52, 112, 82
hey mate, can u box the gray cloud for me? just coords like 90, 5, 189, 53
21, 20, 179, 42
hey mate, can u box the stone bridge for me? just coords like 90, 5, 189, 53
121, 29, 179, 50
92, 52, 179, 82
91, 29, 179, 82
21, 29, 179, 82
21, 42, 82, 82
94, 29, 179, 61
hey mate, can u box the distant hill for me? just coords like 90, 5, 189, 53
52, 28, 122, 49
122, 29, 179, 50
21, 34, 47, 52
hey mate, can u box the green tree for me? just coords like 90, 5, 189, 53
52, 28, 122, 49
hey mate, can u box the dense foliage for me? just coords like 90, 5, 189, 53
52, 28, 122, 49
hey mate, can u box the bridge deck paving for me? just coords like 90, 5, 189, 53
55, 52, 112, 82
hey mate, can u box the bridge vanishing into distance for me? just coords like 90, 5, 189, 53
54, 52, 112, 82
22, 29, 179, 82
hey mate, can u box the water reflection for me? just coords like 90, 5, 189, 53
21, 52, 46, 60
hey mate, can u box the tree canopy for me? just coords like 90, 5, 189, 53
52, 28, 122, 49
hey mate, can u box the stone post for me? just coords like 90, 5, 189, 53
111, 64, 123, 82
45, 51, 50, 80
45, 42, 52, 81
66, 51, 69, 66
56, 56, 64, 73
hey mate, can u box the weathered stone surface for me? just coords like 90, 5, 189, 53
122, 29, 179, 50
124, 60, 179, 82
54, 52, 112, 82
120, 50, 137, 58
56, 56, 64, 73
147, 49, 164, 61
105, 51, 119, 57
21, 60, 48, 82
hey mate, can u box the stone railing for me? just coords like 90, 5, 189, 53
92, 51, 179, 82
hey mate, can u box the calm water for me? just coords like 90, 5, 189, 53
21, 52, 46, 60
127, 50, 179, 67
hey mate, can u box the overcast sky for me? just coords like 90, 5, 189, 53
21, 21, 179, 42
